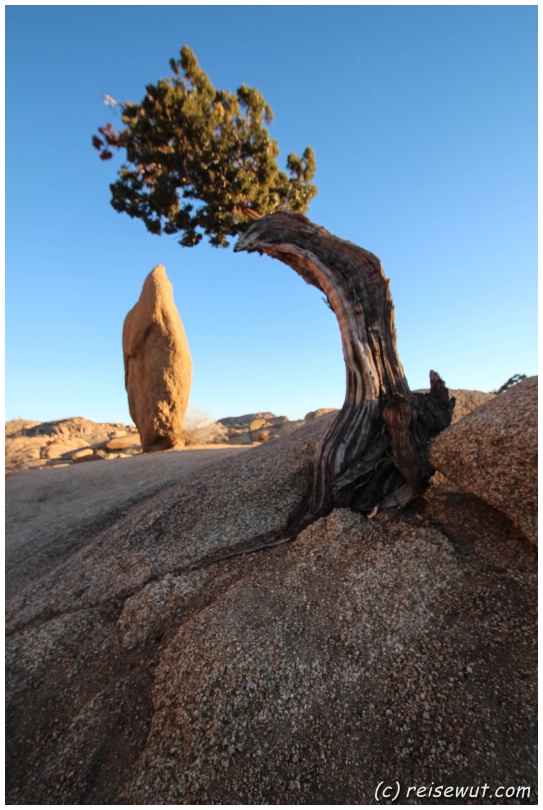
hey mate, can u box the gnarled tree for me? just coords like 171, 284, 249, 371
235, 212, 454, 522
95, 46, 454, 525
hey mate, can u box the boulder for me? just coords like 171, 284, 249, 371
71, 454, 104, 464
429, 376, 537, 545
123, 265, 192, 452
26, 459, 50, 469
304, 407, 338, 421
248, 417, 272, 442
104, 436, 142, 452
249, 417, 270, 433
267, 420, 306, 440
424, 389, 497, 486
70, 448, 95, 460
40, 438, 90, 459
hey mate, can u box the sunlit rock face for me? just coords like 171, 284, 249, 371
429, 376, 537, 545
123, 265, 192, 452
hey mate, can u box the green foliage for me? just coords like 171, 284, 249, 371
492, 373, 527, 394
93, 46, 317, 247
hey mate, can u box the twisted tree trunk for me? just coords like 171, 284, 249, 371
235, 212, 454, 522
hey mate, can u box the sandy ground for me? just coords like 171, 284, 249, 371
5, 445, 252, 572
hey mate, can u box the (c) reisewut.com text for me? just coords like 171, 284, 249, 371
375, 780, 531, 802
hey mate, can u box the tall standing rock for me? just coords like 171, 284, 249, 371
123, 265, 192, 452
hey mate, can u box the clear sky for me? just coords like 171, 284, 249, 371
5, 4, 538, 425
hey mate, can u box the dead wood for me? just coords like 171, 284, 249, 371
235, 212, 454, 521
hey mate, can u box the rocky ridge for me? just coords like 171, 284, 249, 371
5, 417, 142, 473
5, 411, 332, 473
5, 389, 491, 474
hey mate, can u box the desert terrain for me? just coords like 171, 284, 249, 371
5, 381, 537, 804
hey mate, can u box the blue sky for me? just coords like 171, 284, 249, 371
5, 5, 538, 424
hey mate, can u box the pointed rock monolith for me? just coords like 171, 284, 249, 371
123, 265, 192, 452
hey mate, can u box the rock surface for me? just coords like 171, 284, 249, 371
429, 376, 537, 545
6, 444, 254, 602
104, 435, 142, 451
124, 503, 536, 805
5, 412, 537, 804
123, 265, 192, 452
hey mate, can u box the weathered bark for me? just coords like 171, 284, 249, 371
235, 212, 454, 521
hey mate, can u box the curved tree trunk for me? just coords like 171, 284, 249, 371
235, 212, 454, 522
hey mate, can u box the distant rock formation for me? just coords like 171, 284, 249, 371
216, 391, 499, 448
429, 376, 537, 545
123, 265, 192, 452
218, 411, 335, 445
217, 412, 288, 445
6, 416, 130, 443
217, 412, 288, 430
5, 417, 140, 473
4, 389, 501, 474
304, 407, 338, 421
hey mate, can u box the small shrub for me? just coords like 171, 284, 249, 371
492, 373, 527, 394
183, 406, 229, 446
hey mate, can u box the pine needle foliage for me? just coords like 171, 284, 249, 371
492, 373, 527, 394
93, 46, 317, 247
